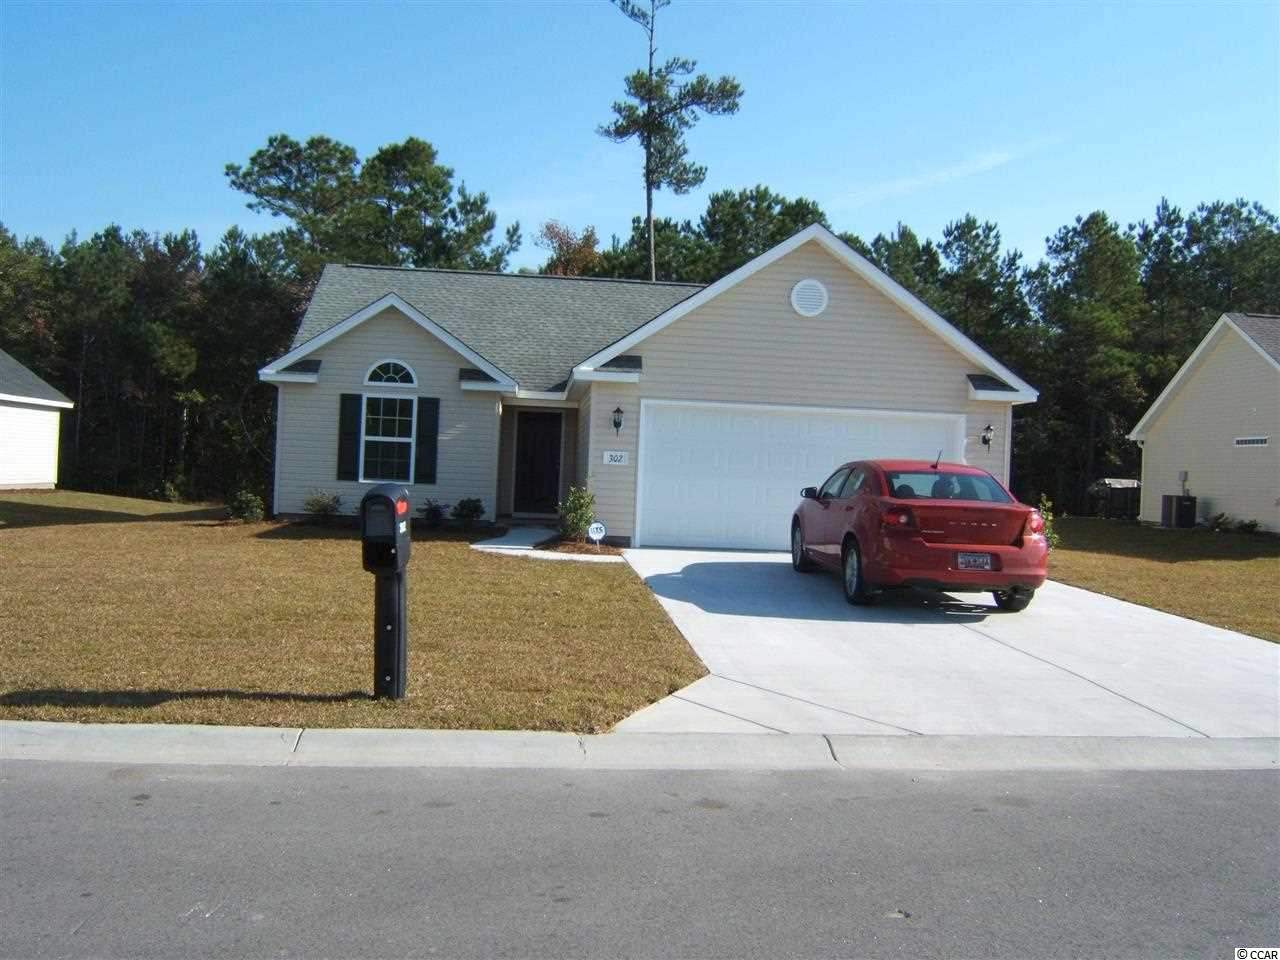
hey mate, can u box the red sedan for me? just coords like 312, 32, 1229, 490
791, 459, 1048, 611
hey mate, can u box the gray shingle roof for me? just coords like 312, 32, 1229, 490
290, 265, 702, 391
0, 347, 71, 405
1228, 313, 1280, 364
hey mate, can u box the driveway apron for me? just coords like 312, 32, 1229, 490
619, 549, 1280, 737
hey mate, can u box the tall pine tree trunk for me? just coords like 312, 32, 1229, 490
644, 3, 657, 282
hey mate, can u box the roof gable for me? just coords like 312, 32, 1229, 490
1128, 313, 1280, 439
0, 348, 73, 408
573, 224, 1038, 403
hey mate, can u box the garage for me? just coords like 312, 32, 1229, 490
635, 399, 966, 549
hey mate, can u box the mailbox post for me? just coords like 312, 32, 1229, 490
360, 484, 411, 699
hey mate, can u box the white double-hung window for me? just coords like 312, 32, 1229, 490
360, 361, 418, 483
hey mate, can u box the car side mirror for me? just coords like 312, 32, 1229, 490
800, 486, 819, 500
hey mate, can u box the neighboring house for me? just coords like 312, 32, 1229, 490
260, 224, 1037, 549
0, 348, 74, 490
1128, 312, 1280, 532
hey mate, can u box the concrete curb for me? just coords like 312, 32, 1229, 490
2, 722, 1277, 771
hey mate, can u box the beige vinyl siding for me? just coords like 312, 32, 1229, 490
559, 409, 578, 503
0, 400, 62, 489
496, 406, 517, 515
1138, 328, 1280, 530
584, 240, 1013, 541
575, 389, 592, 487
274, 307, 501, 518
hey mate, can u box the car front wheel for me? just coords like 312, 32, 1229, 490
791, 522, 814, 572
842, 540, 875, 605
993, 588, 1035, 612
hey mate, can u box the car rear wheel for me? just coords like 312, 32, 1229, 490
842, 540, 875, 605
993, 588, 1035, 612
791, 522, 814, 572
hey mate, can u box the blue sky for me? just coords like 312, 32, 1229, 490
2, 0, 1276, 271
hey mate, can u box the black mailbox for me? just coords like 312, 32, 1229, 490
361, 484, 412, 572
360, 484, 411, 699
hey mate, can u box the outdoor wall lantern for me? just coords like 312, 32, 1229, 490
612, 406, 624, 434
981, 423, 994, 447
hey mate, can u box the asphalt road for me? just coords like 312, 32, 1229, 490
2, 761, 1277, 959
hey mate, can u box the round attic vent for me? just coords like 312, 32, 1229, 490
790, 278, 829, 317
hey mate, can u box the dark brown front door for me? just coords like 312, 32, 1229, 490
514, 411, 562, 514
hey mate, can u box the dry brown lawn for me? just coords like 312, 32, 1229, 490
1051, 517, 1280, 643
0, 491, 704, 731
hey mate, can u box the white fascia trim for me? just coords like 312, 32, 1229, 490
571, 369, 640, 383
461, 380, 517, 393
260, 373, 318, 384
259, 293, 517, 390
514, 389, 570, 401
1127, 315, 1263, 439
0, 392, 74, 409
577, 223, 1038, 401
968, 383, 1036, 404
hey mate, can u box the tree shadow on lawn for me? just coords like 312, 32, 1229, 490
0, 501, 226, 529
1056, 518, 1280, 563
0, 688, 370, 709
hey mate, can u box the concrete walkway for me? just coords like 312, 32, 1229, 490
619, 549, 1280, 738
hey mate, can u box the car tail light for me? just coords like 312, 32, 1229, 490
1025, 510, 1045, 535
881, 505, 917, 529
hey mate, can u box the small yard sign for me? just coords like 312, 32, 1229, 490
587, 521, 607, 545
602, 450, 629, 466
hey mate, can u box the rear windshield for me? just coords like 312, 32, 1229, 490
885, 470, 1012, 503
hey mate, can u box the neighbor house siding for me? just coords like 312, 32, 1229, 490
583, 241, 1013, 541
1138, 329, 1280, 531
274, 307, 501, 519
0, 400, 62, 489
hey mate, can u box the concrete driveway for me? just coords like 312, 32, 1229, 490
619, 549, 1280, 737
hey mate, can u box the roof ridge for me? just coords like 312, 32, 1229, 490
334, 262, 705, 288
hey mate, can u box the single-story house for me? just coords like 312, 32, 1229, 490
260, 224, 1038, 549
1128, 312, 1279, 531
0, 347, 74, 490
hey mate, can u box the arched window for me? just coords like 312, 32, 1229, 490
365, 360, 416, 386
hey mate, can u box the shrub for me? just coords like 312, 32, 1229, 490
1207, 512, 1234, 533
1235, 518, 1260, 534
558, 486, 595, 542
419, 498, 449, 529
303, 490, 343, 524
227, 489, 265, 522
451, 497, 485, 528
1037, 494, 1061, 550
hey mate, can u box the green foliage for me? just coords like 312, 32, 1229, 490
227, 489, 265, 522
1038, 495, 1062, 550
303, 490, 342, 523
1235, 518, 1260, 534
558, 486, 596, 542
451, 498, 485, 528
419, 498, 448, 529
225, 134, 520, 280
1207, 512, 1235, 532
598, 0, 743, 279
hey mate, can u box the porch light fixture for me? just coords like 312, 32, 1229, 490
981, 423, 994, 447
612, 406, 624, 434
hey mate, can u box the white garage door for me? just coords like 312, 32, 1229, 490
635, 400, 966, 550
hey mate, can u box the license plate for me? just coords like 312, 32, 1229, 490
957, 552, 992, 571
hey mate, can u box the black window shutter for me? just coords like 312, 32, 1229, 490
337, 393, 362, 481
415, 398, 440, 484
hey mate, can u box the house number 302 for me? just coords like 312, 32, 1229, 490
602, 450, 629, 466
